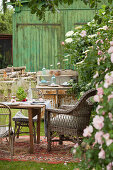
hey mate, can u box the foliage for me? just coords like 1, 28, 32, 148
61, 5, 113, 98
16, 87, 27, 101
68, 6, 113, 170
0, 9, 13, 34
9, 0, 113, 20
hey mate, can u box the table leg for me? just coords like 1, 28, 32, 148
28, 108, 34, 154
37, 108, 41, 143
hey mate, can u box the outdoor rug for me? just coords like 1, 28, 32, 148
0, 136, 77, 164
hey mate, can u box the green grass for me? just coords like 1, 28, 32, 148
0, 160, 76, 170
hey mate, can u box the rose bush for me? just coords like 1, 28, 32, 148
63, 6, 113, 170
58, 5, 113, 170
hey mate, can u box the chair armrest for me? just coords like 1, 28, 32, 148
46, 108, 72, 114
59, 105, 75, 109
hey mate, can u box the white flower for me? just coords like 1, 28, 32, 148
65, 31, 74, 37
65, 38, 73, 43
88, 34, 97, 38
73, 32, 78, 36
93, 71, 99, 78
108, 20, 113, 23
76, 60, 84, 65
83, 50, 90, 54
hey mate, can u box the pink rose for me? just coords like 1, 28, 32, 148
61, 41, 65, 45
108, 46, 113, 54
98, 50, 103, 55
108, 92, 113, 102
106, 162, 113, 170
93, 115, 104, 130
103, 133, 110, 140
106, 139, 113, 146
95, 131, 103, 144
108, 112, 113, 121
111, 53, 113, 63
97, 87, 104, 95
98, 148, 105, 159
83, 125, 93, 137
110, 41, 113, 46
96, 105, 103, 114
94, 95, 101, 102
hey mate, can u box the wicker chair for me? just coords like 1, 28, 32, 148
0, 103, 14, 160
46, 89, 97, 151
12, 111, 37, 143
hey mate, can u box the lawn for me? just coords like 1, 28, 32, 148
0, 161, 76, 170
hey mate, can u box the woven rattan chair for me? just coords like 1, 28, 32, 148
12, 111, 37, 143
46, 89, 97, 151
0, 103, 14, 160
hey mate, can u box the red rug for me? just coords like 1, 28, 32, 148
0, 136, 78, 164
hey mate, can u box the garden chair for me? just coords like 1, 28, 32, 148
12, 111, 37, 143
46, 89, 97, 151
0, 103, 14, 160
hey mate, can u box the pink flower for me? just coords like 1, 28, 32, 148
103, 133, 110, 140
96, 105, 103, 114
98, 50, 103, 55
61, 41, 65, 45
110, 41, 113, 46
93, 115, 104, 130
106, 162, 113, 170
111, 53, 113, 63
104, 74, 113, 88
94, 95, 101, 102
83, 125, 93, 137
108, 112, 113, 121
74, 143, 79, 148
108, 46, 113, 54
96, 40, 99, 44
95, 131, 103, 144
108, 92, 113, 102
98, 148, 105, 159
97, 32, 100, 35
97, 87, 104, 95
106, 139, 113, 146
80, 30, 86, 37
102, 111, 105, 115
100, 39, 104, 44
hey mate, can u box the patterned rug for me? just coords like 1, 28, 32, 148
0, 136, 78, 164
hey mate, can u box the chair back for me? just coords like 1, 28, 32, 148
0, 103, 12, 138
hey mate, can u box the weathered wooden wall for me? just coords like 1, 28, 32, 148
13, 1, 103, 72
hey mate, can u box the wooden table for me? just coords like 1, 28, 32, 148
9, 103, 44, 154
35, 85, 72, 107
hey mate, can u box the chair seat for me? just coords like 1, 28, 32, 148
12, 111, 38, 122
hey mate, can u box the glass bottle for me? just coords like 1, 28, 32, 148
28, 82, 32, 101
51, 75, 56, 85
42, 68, 46, 75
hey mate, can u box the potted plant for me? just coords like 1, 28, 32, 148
16, 87, 27, 101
